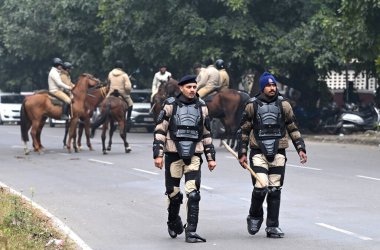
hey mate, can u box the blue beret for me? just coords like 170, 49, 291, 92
178, 75, 197, 86
259, 72, 277, 92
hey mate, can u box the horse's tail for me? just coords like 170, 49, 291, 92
20, 101, 31, 142
92, 101, 111, 130
236, 91, 250, 123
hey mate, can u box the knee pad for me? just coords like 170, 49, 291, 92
169, 192, 183, 205
187, 190, 201, 202
268, 187, 281, 197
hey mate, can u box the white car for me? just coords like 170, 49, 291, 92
127, 89, 155, 132
0, 93, 24, 125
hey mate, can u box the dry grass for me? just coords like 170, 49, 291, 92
0, 187, 78, 250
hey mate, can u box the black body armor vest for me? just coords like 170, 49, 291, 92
252, 96, 286, 158
169, 100, 203, 159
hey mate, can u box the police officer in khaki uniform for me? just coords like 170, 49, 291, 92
195, 59, 220, 98
48, 57, 72, 120
153, 75, 217, 243
215, 59, 229, 91
106, 60, 134, 122
60, 62, 75, 88
237, 72, 307, 238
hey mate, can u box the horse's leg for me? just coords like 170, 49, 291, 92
107, 121, 114, 151
101, 123, 108, 154
119, 120, 131, 153
30, 121, 42, 154
37, 118, 46, 150
63, 120, 69, 148
67, 118, 78, 153
82, 118, 93, 151
77, 120, 84, 151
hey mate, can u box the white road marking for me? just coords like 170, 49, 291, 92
132, 168, 159, 175
0, 181, 92, 250
200, 185, 214, 190
316, 223, 372, 241
11, 145, 25, 148
356, 175, 380, 181
88, 159, 114, 165
287, 164, 322, 171
225, 156, 236, 159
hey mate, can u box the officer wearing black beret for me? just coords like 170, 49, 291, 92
153, 74, 217, 243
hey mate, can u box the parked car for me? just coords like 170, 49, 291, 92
0, 93, 24, 125
128, 89, 155, 132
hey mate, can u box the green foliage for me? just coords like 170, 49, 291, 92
0, 0, 379, 98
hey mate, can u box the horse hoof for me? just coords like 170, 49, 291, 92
24, 149, 30, 155
103, 151, 107, 155
125, 147, 132, 153
106, 147, 111, 151
89, 147, 94, 151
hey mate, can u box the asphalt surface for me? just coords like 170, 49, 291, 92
1, 125, 380, 250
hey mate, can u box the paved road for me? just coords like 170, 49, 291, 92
1, 125, 379, 250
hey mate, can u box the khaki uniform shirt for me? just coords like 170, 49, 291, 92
219, 69, 230, 91
60, 70, 75, 88
107, 68, 133, 107
196, 65, 220, 90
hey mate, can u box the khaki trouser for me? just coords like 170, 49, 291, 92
251, 153, 286, 188
51, 90, 71, 104
197, 85, 215, 98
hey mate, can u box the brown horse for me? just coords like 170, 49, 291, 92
20, 73, 99, 154
62, 85, 108, 151
91, 93, 131, 154
151, 80, 250, 148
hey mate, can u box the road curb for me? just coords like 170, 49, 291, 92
0, 181, 92, 250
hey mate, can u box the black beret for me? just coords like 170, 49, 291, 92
178, 75, 197, 86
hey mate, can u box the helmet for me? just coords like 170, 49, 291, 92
215, 59, 225, 69
63, 62, 73, 70
114, 60, 124, 69
52, 57, 63, 67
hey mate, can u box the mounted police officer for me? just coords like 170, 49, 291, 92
151, 64, 172, 102
237, 72, 307, 238
153, 75, 217, 243
48, 57, 72, 120
60, 62, 75, 88
215, 59, 230, 91
106, 60, 134, 123
195, 59, 220, 99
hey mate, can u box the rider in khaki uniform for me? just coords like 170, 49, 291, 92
237, 72, 307, 238
60, 62, 75, 88
215, 59, 230, 91
195, 60, 220, 98
106, 60, 134, 122
153, 75, 217, 243
48, 57, 72, 120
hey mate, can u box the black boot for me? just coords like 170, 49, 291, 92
247, 187, 266, 235
167, 192, 184, 238
61, 103, 70, 120
185, 191, 206, 243
247, 215, 263, 235
266, 187, 284, 238
126, 105, 133, 124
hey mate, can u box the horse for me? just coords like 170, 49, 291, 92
91, 92, 131, 154
151, 79, 250, 148
20, 73, 99, 154
62, 84, 108, 151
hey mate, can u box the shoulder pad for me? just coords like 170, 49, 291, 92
247, 97, 257, 103
164, 97, 176, 105
197, 98, 206, 106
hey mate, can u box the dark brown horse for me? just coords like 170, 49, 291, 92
151, 79, 250, 148
91, 93, 131, 154
62, 85, 108, 151
20, 73, 99, 154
